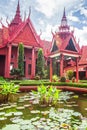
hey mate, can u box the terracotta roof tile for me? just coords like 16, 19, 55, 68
9, 18, 40, 47
79, 46, 87, 65
40, 40, 52, 56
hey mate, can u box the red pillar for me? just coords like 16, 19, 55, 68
25, 61, 28, 78
5, 44, 12, 78
60, 54, 64, 77
76, 57, 79, 82
31, 47, 35, 79
15, 47, 18, 68
85, 67, 87, 79
50, 58, 52, 81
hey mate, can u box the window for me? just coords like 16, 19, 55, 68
28, 64, 31, 75
11, 55, 14, 59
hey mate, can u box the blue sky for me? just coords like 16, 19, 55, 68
0, 0, 87, 47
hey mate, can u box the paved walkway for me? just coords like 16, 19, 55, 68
19, 86, 87, 94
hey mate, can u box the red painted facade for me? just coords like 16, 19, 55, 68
0, 0, 40, 79
0, 1, 87, 80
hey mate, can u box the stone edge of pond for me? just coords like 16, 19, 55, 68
19, 86, 87, 94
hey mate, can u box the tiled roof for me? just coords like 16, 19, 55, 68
40, 40, 52, 56
79, 46, 87, 65
8, 18, 41, 47
51, 32, 80, 53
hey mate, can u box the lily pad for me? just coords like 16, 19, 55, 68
4, 113, 12, 117
16, 106, 25, 110
0, 112, 5, 116
0, 117, 7, 120
13, 112, 23, 116
30, 110, 40, 114
2, 124, 20, 130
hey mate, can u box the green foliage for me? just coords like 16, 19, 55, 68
66, 70, 74, 80
18, 43, 24, 76
10, 68, 21, 79
72, 77, 76, 82
34, 75, 40, 80
0, 82, 19, 103
36, 48, 45, 79
0, 76, 5, 81
19, 79, 87, 88
52, 75, 58, 82
60, 76, 66, 82
33, 85, 61, 106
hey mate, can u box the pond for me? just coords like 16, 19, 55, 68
0, 91, 87, 130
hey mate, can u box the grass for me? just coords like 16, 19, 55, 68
0, 79, 87, 89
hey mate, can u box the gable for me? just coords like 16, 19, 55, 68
51, 40, 59, 52
65, 38, 77, 52
13, 23, 39, 46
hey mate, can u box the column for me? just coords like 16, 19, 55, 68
86, 66, 87, 79
60, 54, 64, 77
31, 47, 35, 79
50, 58, 53, 81
15, 47, 18, 68
76, 57, 79, 82
25, 61, 28, 78
5, 44, 12, 78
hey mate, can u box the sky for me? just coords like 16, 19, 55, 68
0, 0, 87, 47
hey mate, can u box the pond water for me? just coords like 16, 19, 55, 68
0, 91, 87, 130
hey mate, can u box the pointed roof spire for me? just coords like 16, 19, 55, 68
10, 0, 22, 25
59, 8, 70, 33
62, 7, 67, 22
28, 6, 31, 19
63, 7, 66, 18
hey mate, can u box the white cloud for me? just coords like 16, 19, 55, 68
80, 7, 87, 17
35, 0, 56, 18
38, 19, 45, 26
35, 0, 82, 18
41, 24, 53, 40
68, 15, 80, 22
41, 24, 58, 40
74, 26, 87, 46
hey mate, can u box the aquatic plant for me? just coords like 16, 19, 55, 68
0, 82, 19, 103
32, 85, 61, 106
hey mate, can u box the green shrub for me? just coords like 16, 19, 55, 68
0, 82, 19, 103
66, 70, 74, 80
52, 75, 58, 82
60, 76, 66, 82
0, 76, 5, 81
10, 68, 21, 79
34, 75, 40, 80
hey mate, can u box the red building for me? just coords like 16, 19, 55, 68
0, 0, 41, 79
0, 1, 87, 80
47, 8, 87, 81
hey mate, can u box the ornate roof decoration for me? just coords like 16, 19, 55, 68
59, 8, 70, 33
10, 0, 22, 26
50, 8, 80, 54
79, 46, 87, 65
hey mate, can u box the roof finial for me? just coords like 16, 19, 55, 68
63, 7, 66, 18
28, 6, 31, 18
17, 0, 20, 14
24, 11, 26, 21
0, 17, 3, 26
6, 16, 9, 26
10, 0, 22, 25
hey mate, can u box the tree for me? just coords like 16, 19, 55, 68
36, 48, 45, 79
18, 43, 24, 77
